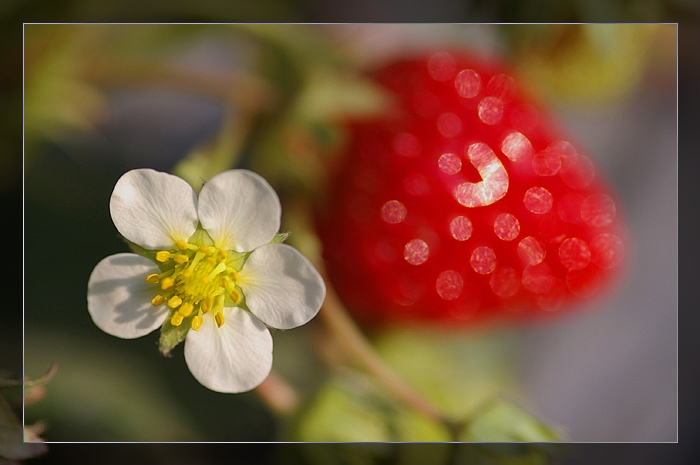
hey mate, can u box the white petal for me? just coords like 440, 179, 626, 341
239, 244, 326, 330
184, 307, 272, 393
110, 169, 198, 249
87, 253, 168, 339
198, 170, 281, 252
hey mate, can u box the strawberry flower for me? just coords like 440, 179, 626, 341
87, 169, 326, 393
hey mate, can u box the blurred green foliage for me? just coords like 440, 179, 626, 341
503, 24, 666, 106
296, 330, 560, 446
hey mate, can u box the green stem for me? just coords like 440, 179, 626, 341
317, 269, 461, 435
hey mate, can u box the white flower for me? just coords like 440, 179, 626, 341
87, 168, 326, 393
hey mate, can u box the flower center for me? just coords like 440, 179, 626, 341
146, 240, 242, 330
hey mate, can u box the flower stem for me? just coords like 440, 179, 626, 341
317, 269, 462, 435
254, 370, 299, 416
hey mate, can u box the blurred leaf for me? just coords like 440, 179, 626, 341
462, 399, 561, 442
236, 24, 347, 69
297, 376, 562, 462
231, 25, 389, 194
24, 25, 109, 152
296, 370, 400, 442
507, 24, 661, 106
291, 65, 389, 123
297, 329, 562, 450
374, 329, 521, 417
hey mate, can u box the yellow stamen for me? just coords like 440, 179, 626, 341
230, 288, 242, 304
168, 295, 183, 309
202, 262, 227, 285
201, 295, 213, 313
178, 302, 194, 317
215, 312, 225, 328
149, 242, 242, 328
160, 276, 176, 290
186, 251, 205, 270
171, 312, 184, 326
209, 262, 227, 279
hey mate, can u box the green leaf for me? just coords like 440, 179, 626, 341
297, 329, 564, 450
296, 371, 396, 443
290, 65, 389, 123
462, 398, 562, 443
296, 369, 451, 443
374, 329, 521, 418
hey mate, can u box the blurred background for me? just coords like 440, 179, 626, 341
0, 1, 696, 464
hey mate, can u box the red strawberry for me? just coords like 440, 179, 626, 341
315, 51, 628, 327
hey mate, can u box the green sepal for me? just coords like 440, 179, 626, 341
225, 250, 250, 273
125, 238, 154, 259
123, 238, 174, 274
224, 232, 289, 273
271, 231, 290, 244
158, 311, 192, 357
187, 227, 215, 247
